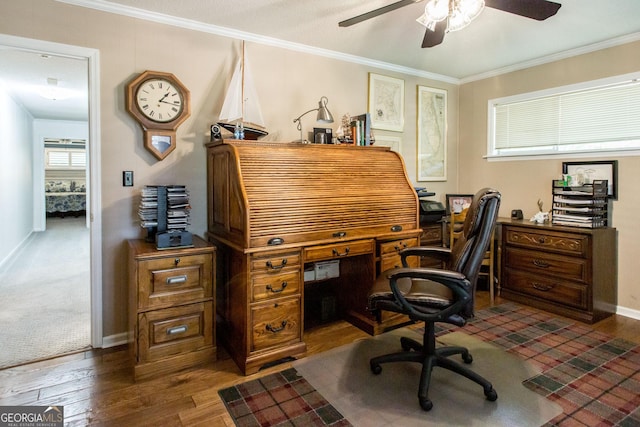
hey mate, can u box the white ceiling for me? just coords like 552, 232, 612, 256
2, 0, 640, 121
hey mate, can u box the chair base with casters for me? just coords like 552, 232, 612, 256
368, 188, 501, 411
369, 321, 497, 411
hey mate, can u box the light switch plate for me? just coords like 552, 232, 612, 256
123, 171, 133, 187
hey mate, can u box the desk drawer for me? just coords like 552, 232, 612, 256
251, 297, 301, 352
503, 269, 588, 310
378, 238, 418, 256
250, 251, 301, 274
304, 239, 374, 263
138, 253, 212, 310
252, 270, 301, 302
504, 247, 588, 283
504, 228, 588, 257
137, 301, 213, 363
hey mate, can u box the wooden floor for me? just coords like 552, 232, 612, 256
1, 292, 639, 426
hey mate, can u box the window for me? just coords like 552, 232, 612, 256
45, 148, 86, 169
487, 72, 640, 159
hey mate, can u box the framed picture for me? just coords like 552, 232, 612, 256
562, 160, 618, 199
417, 86, 447, 181
368, 73, 404, 132
374, 135, 401, 153
445, 194, 473, 215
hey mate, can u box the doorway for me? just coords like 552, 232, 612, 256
0, 34, 102, 367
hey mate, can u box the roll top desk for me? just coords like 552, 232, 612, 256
206, 140, 420, 374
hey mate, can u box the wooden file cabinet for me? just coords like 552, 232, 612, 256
128, 236, 215, 380
500, 220, 616, 323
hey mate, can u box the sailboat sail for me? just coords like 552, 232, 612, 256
218, 42, 268, 139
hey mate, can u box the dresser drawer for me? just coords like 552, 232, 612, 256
503, 269, 588, 310
378, 238, 418, 256
304, 239, 374, 262
252, 270, 301, 302
137, 301, 213, 363
504, 247, 589, 283
504, 227, 589, 257
138, 253, 213, 310
250, 251, 301, 275
420, 225, 443, 245
251, 297, 301, 352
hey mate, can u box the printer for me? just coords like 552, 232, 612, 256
419, 198, 446, 223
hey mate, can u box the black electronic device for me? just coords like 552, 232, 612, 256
511, 209, 524, 220
419, 198, 445, 223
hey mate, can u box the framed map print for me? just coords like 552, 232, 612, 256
368, 73, 404, 132
417, 85, 447, 181
374, 135, 401, 153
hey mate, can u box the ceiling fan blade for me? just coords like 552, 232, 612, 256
339, 0, 423, 27
422, 20, 447, 48
485, 0, 561, 21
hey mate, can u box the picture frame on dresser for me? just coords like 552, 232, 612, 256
445, 194, 473, 215
562, 160, 618, 199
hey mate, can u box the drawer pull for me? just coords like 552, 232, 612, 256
532, 259, 550, 268
333, 231, 347, 238
538, 237, 546, 244
532, 283, 554, 292
332, 247, 350, 257
174, 258, 180, 266
266, 259, 287, 270
167, 325, 188, 335
394, 242, 408, 252
265, 320, 287, 333
166, 275, 188, 285
266, 282, 288, 293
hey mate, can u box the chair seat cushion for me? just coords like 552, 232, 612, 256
368, 271, 454, 311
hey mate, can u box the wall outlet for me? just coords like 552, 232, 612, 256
123, 171, 133, 187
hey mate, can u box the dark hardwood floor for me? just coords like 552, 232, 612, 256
1, 291, 638, 426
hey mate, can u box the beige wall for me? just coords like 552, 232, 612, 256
459, 40, 640, 315
0, 0, 459, 340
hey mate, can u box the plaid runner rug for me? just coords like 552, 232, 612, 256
219, 302, 640, 426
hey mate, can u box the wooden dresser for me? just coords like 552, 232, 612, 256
499, 219, 616, 323
128, 236, 215, 380
206, 140, 420, 374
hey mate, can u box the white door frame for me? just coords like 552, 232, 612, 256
0, 34, 103, 348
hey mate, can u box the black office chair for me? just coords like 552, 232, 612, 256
368, 188, 501, 411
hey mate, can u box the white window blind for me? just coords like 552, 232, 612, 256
45, 148, 86, 169
489, 75, 640, 158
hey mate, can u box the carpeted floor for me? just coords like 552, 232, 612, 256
0, 217, 91, 369
219, 303, 640, 426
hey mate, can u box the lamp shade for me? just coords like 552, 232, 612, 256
316, 96, 334, 123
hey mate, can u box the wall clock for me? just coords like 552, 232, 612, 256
126, 70, 191, 160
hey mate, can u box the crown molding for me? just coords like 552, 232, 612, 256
56, 0, 460, 84
461, 32, 640, 84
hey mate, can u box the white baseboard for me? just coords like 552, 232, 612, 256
616, 305, 640, 321
101, 332, 129, 348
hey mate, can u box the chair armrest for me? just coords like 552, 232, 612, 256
385, 267, 471, 322
399, 246, 451, 266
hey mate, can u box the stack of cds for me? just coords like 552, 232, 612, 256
138, 185, 192, 247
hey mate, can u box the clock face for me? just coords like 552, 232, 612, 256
135, 78, 184, 123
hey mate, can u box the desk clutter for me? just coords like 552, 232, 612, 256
551, 179, 609, 228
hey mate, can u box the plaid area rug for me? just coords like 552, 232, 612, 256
219, 302, 640, 426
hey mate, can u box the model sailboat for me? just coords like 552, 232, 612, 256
217, 42, 268, 140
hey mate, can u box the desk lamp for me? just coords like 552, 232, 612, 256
293, 96, 334, 143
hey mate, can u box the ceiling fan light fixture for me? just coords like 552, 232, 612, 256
417, 0, 485, 32
447, 0, 485, 32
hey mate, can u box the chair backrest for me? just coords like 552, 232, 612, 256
448, 188, 501, 314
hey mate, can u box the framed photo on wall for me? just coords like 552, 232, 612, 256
562, 160, 618, 199
368, 73, 404, 132
417, 85, 447, 181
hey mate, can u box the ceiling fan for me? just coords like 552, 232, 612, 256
339, 0, 561, 48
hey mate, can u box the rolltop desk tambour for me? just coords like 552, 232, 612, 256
206, 140, 421, 374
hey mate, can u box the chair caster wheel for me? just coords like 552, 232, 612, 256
419, 398, 433, 411
400, 336, 412, 351
462, 352, 473, 364
370, 362, 382, 375
485, 387, 498, 401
